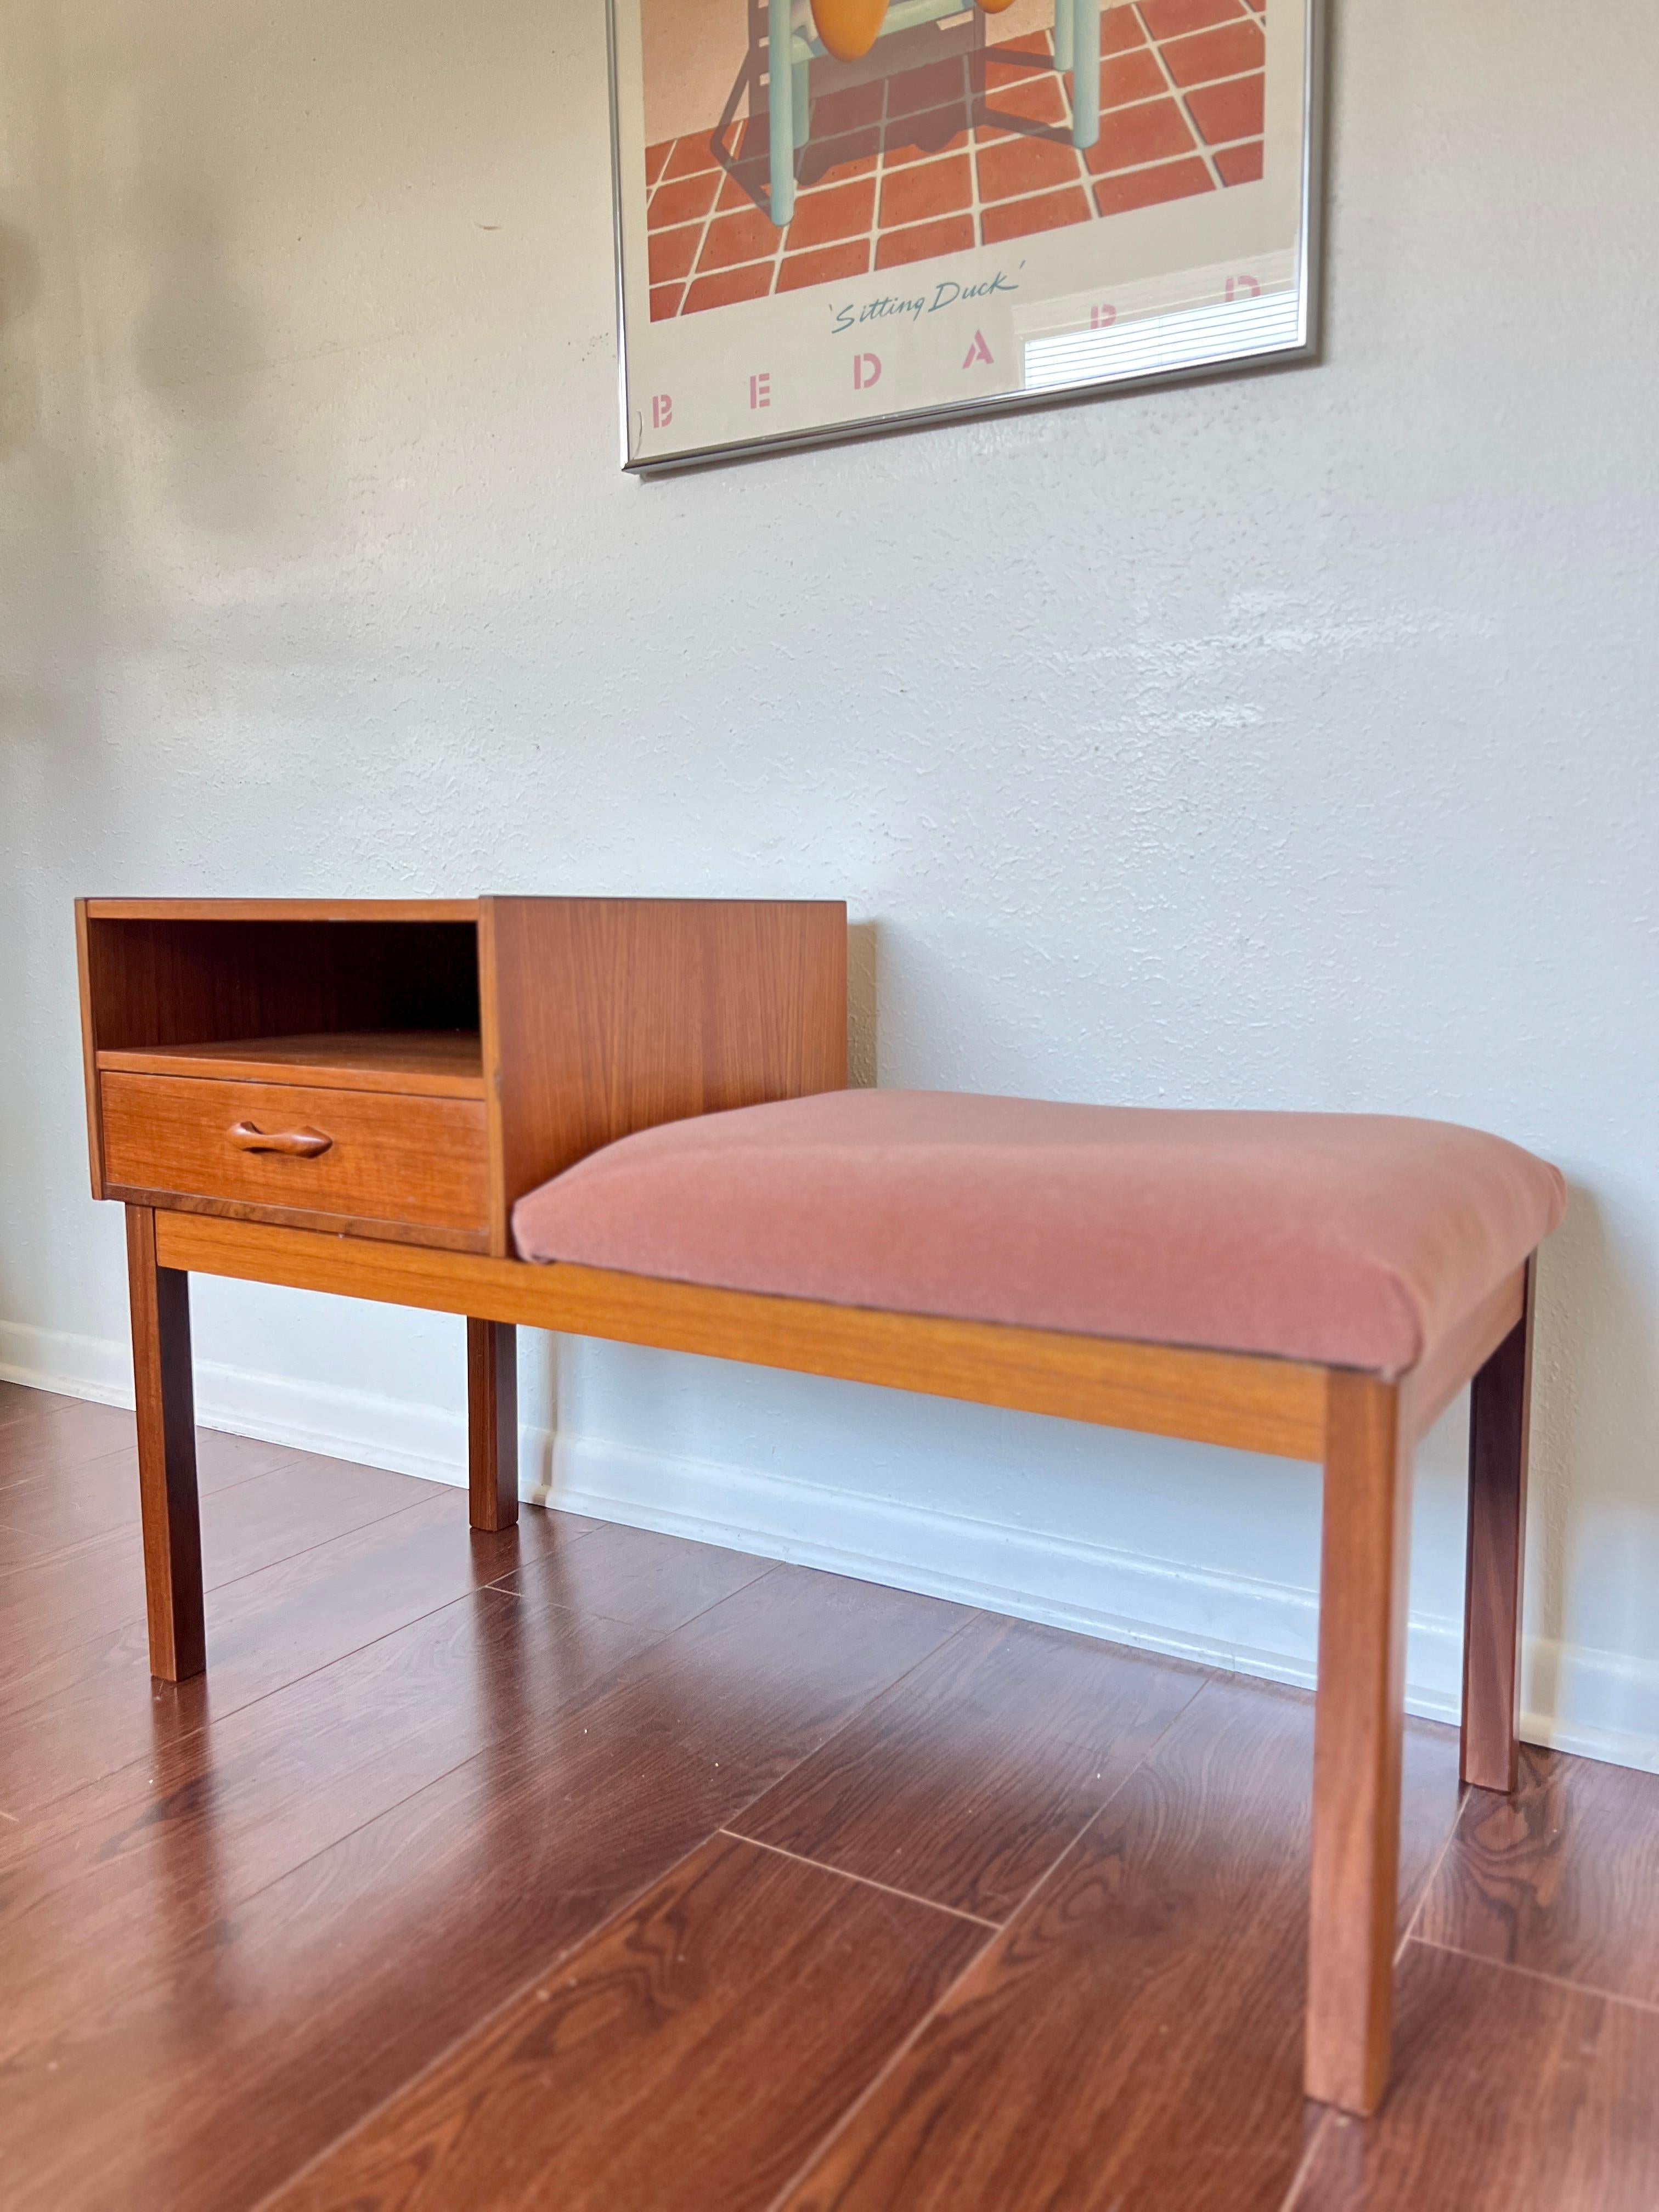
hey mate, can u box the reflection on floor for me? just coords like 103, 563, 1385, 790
646, 0, 1268, 319
3, 1376, 1657, 2209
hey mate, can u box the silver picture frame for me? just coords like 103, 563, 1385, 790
609, 0, 1325, 473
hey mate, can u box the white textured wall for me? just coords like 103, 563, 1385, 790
3, 1, 1656, 1764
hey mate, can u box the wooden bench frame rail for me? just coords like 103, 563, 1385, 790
125, 1204, 1536, 2123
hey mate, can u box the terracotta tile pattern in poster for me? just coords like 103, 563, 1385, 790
644, 0, 1268, 322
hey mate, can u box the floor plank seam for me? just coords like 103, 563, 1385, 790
717, 1828, 1002, 1929
479, 1517, 607, 1593
243, 1601, 982, 2205
492, 1545, 786, 1635
200, 1495, 446, 1602
1393, 1774, 1476, 1966
0, 1501, 475, 1823
21, 1694, 644, 2084
0, 1438, 146, 1504
753, 1906, 1003, 2212
749, 1661, 1222, 2212
705, 1605, 985, 1831
41, 1401, 1641, 2209
0, 1516, 137, 1590
1407, 1932, 1659, 2017
1030, 1657, 1216, 1883
241, 1814, 764, 2212
1275, 2109, 1330, 2211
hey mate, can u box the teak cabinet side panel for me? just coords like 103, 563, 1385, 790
481, 899, 847, 1255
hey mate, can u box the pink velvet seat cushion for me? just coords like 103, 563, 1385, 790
511, 1091, 1566, 1375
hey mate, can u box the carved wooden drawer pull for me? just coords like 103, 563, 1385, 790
227, 1120, 333, 1158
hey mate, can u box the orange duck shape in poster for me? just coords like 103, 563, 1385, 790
809, 0, 1012, 64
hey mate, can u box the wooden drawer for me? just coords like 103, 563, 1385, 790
100, 1072, 488, 1242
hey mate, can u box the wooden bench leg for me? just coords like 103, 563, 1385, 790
1461, 1255, 1536, 1793
126, 1205, 206, 1683
1306, 1372, 1412, 2114
467, 1319, 518, 1532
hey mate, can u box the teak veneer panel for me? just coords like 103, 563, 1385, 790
79, 896, 849, 1247
103, 1074, 489, 1237
150, 1212, 1333, 1462
82, 899, 481, 923
96, 1031, 486, 1099
479, 895, 848, 1255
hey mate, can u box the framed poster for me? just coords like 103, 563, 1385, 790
610, 0, 1323, 471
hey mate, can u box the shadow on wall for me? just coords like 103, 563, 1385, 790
1528, 1182, 1659, 1731
0, 217, 42, 458
0, 188, 110, 1365
0, 207, 88, 752
847, 919, 878, 1090
129, 159, 278, 542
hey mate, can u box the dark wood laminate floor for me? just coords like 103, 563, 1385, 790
1, 1383, 1655, 2210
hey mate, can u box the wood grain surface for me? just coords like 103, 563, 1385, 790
8, 1387, 1653, 2212
0, 1390, 143, 1483
151, 1212, 1334, 1459
126, 1205, 205, 1679
81, 899, 481, 923
270, 1833, 988, 2212
490, 1515, 776, 1633
103, 1071, 489, 1234
1306, 1372, 1413, 2113
0, 1585, 658, 2062
0, 1560, 963, 2211
95, 1030, 486, 1097
779, 1677, 1462, 2212
465, 1317, 518, 1531
0, 1442, 433, 1687
1459, 1258, 1534, 1791
480, 895, 847, 1252
0, 1421, 283, 1575
76, 910, 480, 1057
1292, 1943, 1659, 2210
732, 1615, 1205, 1920
0, 1488, 583, 1816
104, 1183, 494, 1252
1418, 1742, 1659, 2007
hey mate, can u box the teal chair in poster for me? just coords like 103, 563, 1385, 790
768, 0, 1102, 226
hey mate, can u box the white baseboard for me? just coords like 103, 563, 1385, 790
1, 1321, 134, 1408
5, 1317, 1655, 1775
0, 1317, 471, 1484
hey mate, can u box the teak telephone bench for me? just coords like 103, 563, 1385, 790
76, 896, 1564, 2120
